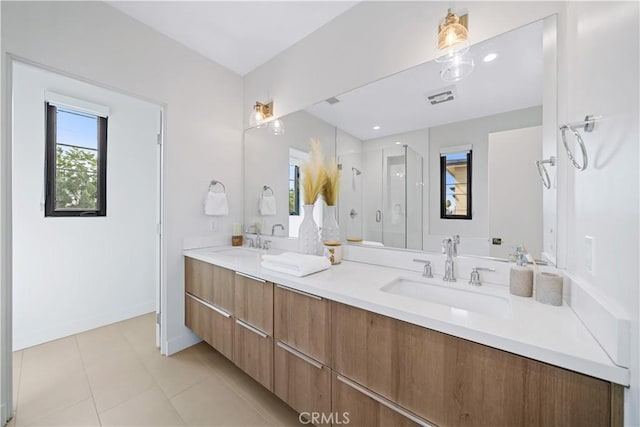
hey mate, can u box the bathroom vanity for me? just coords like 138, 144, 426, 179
183, 247, 627, 426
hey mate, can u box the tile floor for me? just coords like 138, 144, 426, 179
9, 313, 301, 426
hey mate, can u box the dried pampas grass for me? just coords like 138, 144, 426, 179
300, 138, 327, 205
322, 159, 340, 206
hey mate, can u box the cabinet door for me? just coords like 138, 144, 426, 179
332, 374, 425, 427
332, 301, 614, 426
234, 272, 273, 334
274, 341, 331, 422
274, 285, 331, 365
185, 293, 233, 360
233, 319, 273, 391
185, 257, 214, 302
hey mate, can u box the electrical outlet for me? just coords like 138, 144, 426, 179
585, 235, 594, 274
209, 219, 217, 232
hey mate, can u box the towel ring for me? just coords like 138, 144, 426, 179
559, 115, 599, 171
209, 180, 226, 193
536, 156, 556, 189
262, 185, 274, 196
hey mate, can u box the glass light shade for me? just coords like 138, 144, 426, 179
434, 10, 470, 63
249, 104, 267, 128
440, 50, 475, 82
269, 118, 285, 136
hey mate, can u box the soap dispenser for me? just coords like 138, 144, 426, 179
509, 245, 534, 297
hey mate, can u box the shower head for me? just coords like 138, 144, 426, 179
352, 167, 362, 176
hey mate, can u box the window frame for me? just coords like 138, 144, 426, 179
288, 164, 301, 216
45, 102, 108, 217
440, 150, 472, 220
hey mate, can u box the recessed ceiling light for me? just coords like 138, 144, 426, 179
483, 53, 498, 62
395, 141, 401, 145
372, 125, 381, 130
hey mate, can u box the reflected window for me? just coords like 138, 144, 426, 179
289, 164, 300, 215
45, 102, 108, 217
440, 150, 472, 219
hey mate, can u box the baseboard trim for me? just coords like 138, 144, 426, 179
165, 331, 201, 356
13, 300, 156, 351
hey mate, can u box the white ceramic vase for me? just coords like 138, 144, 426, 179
321, 205, 340, 243
298, 204, 320, 255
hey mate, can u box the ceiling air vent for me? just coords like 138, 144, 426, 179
425, 85, 457, 105
325, 96, 340, 105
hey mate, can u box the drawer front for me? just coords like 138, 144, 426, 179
233, 318, 273, 391
185, 293, 233, 360
274, 284, 331, 365
212, 265, 234, 313
274, 341, 331, 420
234, 272, 273, 335
332, 374, 425, 427
185, 257, 214, 302
332, 302, 613, 426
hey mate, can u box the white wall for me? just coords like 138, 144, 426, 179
428, 107, 542, 241
563, 2, 639, 424
1, 1, 243, 355
11, 62, 159, 350
488, 126, 543, 259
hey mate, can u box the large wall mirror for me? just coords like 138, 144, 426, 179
243, 16, 558, 264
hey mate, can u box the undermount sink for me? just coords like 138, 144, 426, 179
212, 248, 263, 259
381, 277, 510, 318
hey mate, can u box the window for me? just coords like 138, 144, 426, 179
440, 149, 472, 219
289, 164, 300, 215
45, 102, 108, 216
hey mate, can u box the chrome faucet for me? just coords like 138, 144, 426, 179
442, 234, 460, 282
413, 259, 433, 278
255, 230, 262, 249
271, 223, 284, 236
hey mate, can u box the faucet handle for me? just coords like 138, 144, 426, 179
468, 266, 495, 286
263, 240, 271, 250
413, 259, 433, 278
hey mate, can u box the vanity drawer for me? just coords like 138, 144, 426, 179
234, 272, 273, 335
332, 373, 425, 427
184, 258, 234, 312
233, 318, 273, 391
185, 293, 233, 360
274, 340, 331, 423
274, 284, 331, 365
332, 301, 614, 426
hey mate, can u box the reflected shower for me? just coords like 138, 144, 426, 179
352, 167, 362, 191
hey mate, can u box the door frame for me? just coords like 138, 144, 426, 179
0, 54, 168, 425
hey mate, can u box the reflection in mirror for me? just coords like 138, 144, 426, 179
440, 148, 472, 219
304, 17, 556, 263
244, 110, 336, 239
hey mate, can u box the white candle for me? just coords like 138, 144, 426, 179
232, 223, 242, 236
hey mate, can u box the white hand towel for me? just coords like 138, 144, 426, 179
259, 195, 277, 216
204, 191, 229, 216
261, 252, 330, 277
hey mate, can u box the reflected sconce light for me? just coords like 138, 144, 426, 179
249, 101, 285, 135
435, 9, 474, 82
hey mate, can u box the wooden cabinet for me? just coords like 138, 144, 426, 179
332, 301, 619, 427
185, 293, 234, 360
234, 319, 273, 391
234, 272, 273, 334
274, 285, 331, 365
332, 373, 426, 427
185, 257, 234, 311
232, 272, 274, 391
274, 341, 331, 421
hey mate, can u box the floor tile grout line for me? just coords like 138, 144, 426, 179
73, 335, 103, 427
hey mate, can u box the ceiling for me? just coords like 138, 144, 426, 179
108, 1, 357, 76
305, 19, 544, 141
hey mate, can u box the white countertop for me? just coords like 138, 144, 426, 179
183, 246, 629, 386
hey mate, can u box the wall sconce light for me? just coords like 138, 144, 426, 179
435, 9, 474, 82
268, 117, 285, 136
249, 101, 273, 128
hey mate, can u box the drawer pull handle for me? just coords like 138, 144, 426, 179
235, 319, 268, 338
277, 341, 323, 369
185, 293, 231, 318
235, 271, 267, 283
336, 375, 434, 427
275, 284, 322, 300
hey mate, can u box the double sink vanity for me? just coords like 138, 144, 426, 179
183, 246, 627, 426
